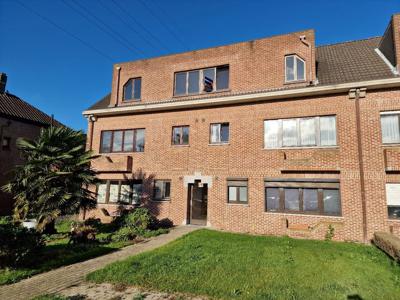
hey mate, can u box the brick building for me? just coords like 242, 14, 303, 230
83, 14, 400, 243
0, 73, 60, 215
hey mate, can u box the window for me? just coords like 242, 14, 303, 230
172, 126, 189, 145
1, 137, 10, 150
285, 55, 305, 82
100, 129, 145, 153
265, 180, 341, 216
264, 116, 337, 148
381, 113, 400, 144
227, 179, 248, 204
96, 180, 142, 205
153, 180, 171, 201
386, 183, 400, 219
174, 65, 229, 96
210, 123, 229, 144
123, 78, 141, 101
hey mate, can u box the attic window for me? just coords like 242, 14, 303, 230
285, 55, 305, 82
123, 78, 141, 101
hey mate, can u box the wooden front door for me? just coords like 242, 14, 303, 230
188, 181, 208, 225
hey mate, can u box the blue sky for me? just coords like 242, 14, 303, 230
0, 0, 399, 131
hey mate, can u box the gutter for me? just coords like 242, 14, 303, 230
83, 77, 400, 116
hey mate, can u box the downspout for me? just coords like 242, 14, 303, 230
351, 88, 368, 243
299, 35, 314, 84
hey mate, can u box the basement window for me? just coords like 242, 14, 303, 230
227, 179, 248, 204
96, 180, 143, 205
285, 55, 305, 82
265, 180, 341, 216
386, 183, 400, 219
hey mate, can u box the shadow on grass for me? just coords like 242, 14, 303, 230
347, 295, 364, 300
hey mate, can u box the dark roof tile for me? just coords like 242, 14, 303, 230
0, 92, 62, 126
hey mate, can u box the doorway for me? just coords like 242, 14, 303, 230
188, 180, 208, 225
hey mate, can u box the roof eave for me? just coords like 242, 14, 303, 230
83, 77, 400, 117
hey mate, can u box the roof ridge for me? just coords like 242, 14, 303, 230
317, 36, 382, 48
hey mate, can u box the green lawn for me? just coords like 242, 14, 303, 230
87, 229, 400, 300
0, 220, 130, 286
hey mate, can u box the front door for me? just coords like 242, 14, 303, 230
188, 181, 208, 225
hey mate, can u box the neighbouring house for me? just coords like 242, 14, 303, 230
83, 14, 400, 243
0, 73, 61, 215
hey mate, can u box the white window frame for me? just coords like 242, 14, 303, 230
380, 111, 400, 145
264, 115, 337, 149
210, 123, 229, 144
285, 55, 306, 83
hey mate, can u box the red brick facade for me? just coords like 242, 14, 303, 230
84, 15, 400, 243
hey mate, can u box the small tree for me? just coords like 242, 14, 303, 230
2, 126, 97, 232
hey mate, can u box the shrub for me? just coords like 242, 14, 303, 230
0, 223, 44, 267
111, 227, 137, 242
324, 224, 335, 241
141, 228, 170, 238
122, 208, 155, 232
69, 223, 97, 244
373, 231, 400, 261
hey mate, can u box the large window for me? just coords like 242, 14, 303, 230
174, 65, 229, 96
227, 179, 248, 204
285, 55, 305, 82
210, 123, 229, 144
381, 112, 400, 144
100, 129, 145, 153
172, 126, 189, 145
123, 78, 141, 101
264, 116, 337, 148
265, 180, 341, 216
153, 180, 171, 201
96, 180, 142, 205
386, 183, 400, 219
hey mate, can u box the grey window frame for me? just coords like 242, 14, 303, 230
264, 180, 341, 216
123, 77, 142, 101
174, 65, 229, 96
153, 180, 171, 201
100, 129, 145, 153
264, 115, 337, 149
172, 125, 189, 145
227, 179, 248, 204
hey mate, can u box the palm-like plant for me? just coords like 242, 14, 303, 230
2, 126, 97, 231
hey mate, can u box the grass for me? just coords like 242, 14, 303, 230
88, 229, 400, 300
0, 219, 131, 286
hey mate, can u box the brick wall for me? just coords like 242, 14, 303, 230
85, 87, 400, 243
0, 116, 43, 215
109, 30, 316, 107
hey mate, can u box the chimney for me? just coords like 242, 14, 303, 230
0, 73, 7, 93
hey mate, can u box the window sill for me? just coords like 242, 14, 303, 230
171, 144, 190, 148
263, 146, 339, 150
227, 203, 249, 207
121, 99, 141, 104
263, 211, 343, 218
150, 199, 171, 203
382, 143, 400, 148
284, 80, 307, 85
209, 143, 229, 146
173, 89, 231, 98
99, 152, 145, 155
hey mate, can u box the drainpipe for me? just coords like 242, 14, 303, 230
351, 87, 368, 243
299, 35, 314, 84
0, 120, 11, 153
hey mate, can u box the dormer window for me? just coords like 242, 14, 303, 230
174, 65, 229, 96
123, 78, 141, 101
285, 55, 305, 82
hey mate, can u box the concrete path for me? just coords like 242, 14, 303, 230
0, 225, 199, 300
